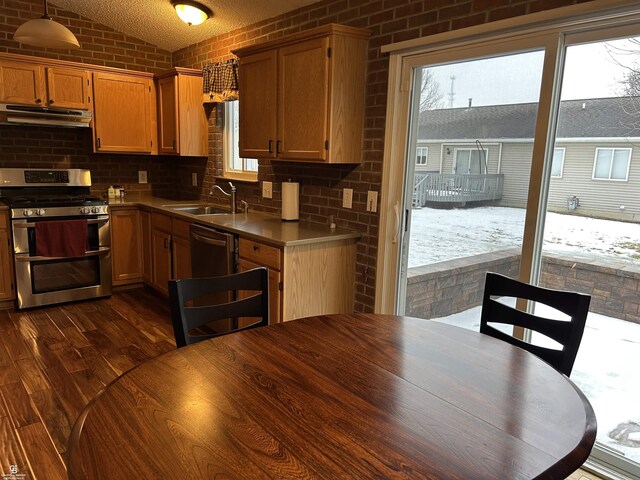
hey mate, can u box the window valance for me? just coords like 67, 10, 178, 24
203, 58, 239, 103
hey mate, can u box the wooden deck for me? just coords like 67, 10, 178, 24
0, 289, 175, 480
413, 173, 504, 207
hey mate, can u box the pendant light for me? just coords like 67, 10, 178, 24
172, 1, 213, 26
13, 0, 80, 50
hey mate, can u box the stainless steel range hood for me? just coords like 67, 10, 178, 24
0, 104, 92, 128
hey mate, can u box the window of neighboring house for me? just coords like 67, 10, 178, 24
416, 147, 428, 166
453, 148, 487, 174
551, 147, 565, 178
592, 147, 631, 181
223, 101, 258, 181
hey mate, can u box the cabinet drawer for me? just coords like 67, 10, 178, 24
0, 211, 8, 229
238, 238, 281, 271
172, 218, 191, 239
151, 212, 172, 233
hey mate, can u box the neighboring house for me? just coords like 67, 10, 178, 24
415, 97, 640, 221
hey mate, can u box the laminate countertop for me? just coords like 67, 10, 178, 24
107, 194, 361, 247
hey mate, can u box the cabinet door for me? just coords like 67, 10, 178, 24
171, 236, 191, 280
0, 61, 45, 105
92, 72, 153, 153
157, 76, 179, 154
177, 74, 208, 157
0, 219, 14, 301
45, 67, 91, 109
238, 50, 277, 159
140, 210, 152, 284
110, 209, 143, 285
277, 37, 330, 161
237, 257, 281, 325
151, 229, 172, 296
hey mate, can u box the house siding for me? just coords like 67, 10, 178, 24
497, 143, 533, 208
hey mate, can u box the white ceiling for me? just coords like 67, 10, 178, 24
51, 0, 321, 52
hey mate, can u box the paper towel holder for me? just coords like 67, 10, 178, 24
281, 179, 299, 222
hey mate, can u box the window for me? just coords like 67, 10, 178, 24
416, 147, 428, 165
223, 101, 258, 181
592, 148, 631, 181
551, 147, 565, 178
453, 148, 487, 174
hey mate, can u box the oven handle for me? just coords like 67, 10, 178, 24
14, 246, 110, 262
13, 218, 109, 228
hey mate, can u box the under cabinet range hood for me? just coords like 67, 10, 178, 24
0, 104, 92, 128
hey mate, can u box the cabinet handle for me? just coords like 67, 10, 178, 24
253, 245, 259, 252
268, 140, 273, 153
48, 99, 54, 105
276, 140, 281, 154
164, 238, 169, 249
97, 138, 101, 148
35, 98, 42, 104
172, 139, 176, 150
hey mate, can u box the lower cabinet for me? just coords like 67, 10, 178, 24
0, 211, 15, 302
237, 257, 281, 327
140, 210, 152, 284
110, 208, 143, 286
150, 212, 191, 296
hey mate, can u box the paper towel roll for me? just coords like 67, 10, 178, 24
281, 181, 299, 221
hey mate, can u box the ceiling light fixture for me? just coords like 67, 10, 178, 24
172, 1, 213, 26
13, 0, 80, 50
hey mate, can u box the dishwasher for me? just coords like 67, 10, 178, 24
189, 224, 237, 330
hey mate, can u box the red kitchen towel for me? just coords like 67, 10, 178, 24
35, 220, 88, 258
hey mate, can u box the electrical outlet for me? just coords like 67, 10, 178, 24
138, 170, 148, 184
262, 181, 273, 199
191, 173, 198, 186
366, 190, 378, 212
343, 188, 353, 209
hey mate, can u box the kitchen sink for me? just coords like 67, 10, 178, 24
169, 205, 230, 215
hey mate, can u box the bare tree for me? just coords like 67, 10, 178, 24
420, 68, 444, 111
605, 38, 640, 96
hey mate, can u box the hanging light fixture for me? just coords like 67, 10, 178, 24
172, 1, 213, 26
13, 0, 80, 49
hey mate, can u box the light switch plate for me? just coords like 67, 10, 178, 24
366, 190, 378, 212
191, 173, 198, 186
262, 181, 273, 199
343, 188, 353, 209
138, 170, 148, 184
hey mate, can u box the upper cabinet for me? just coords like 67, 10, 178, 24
156, 68, 208, 157
0, 59, 90, 109
92, 72, 157, 154
233, 24, 369, 164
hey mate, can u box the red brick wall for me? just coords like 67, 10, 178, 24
0, 0, 172, 71
172, 0, 595, 312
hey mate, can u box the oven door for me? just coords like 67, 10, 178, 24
12, 216, 112, 309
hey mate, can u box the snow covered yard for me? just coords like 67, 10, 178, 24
408, 205, 640, 465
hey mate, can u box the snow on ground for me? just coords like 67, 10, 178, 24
407, 206, 640, 465
408, 206, 640, 267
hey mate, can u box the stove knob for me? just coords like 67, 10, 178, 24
23, 209, 33, 217
35, 208, 46, 216
80, 207, 90, 214
91, 206, 101, 214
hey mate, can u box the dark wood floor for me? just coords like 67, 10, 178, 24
0, 288, 176, 480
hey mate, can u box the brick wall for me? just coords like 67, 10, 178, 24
0, 0, 172, 72
172, 0, 594, 312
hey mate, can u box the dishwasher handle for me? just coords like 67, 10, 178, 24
191, 232, 228, 248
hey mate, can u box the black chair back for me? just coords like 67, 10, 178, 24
480, 272, 590, 376
169, 267, 269, 348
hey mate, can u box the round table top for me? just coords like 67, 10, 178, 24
67, 313, 596, 479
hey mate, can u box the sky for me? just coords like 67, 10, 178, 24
424, 37, 638, 109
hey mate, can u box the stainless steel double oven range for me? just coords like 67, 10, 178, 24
0, 169, 111, 309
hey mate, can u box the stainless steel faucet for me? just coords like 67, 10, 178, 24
209, 182, 236, 213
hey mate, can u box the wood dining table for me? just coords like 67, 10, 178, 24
67, 313, 596, 479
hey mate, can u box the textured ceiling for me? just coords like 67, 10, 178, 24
51, 0, 321, 52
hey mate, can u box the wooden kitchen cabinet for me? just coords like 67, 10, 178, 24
92, 71, 156, 154
156, 68, 208, 157
110, 208, 143, 286
140, 210, 152, 284
0, 60, 90, 109
237, 257, 281, 326
150, 213, 191, 296
0, 211, 15, 303
234, 24, 369, 164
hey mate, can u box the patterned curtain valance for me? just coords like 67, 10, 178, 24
202, 58, 239, 103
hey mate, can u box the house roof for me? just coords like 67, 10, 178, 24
418, 97, 640, 140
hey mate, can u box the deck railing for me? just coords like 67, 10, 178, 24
413, 173, 504, 206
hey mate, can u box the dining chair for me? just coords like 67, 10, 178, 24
169, 267, 269, 348
480, 272, 591, 376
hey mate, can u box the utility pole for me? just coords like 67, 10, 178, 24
448, 75, 456, 108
